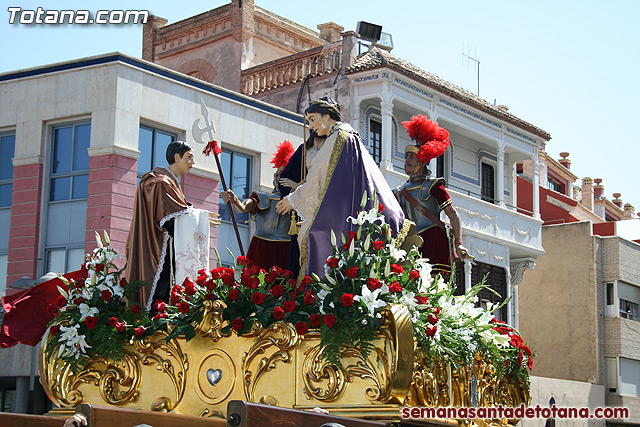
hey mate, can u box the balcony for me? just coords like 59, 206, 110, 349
449, 188, 543, 263
241, 41, 342, 96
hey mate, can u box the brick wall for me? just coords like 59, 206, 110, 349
6, 163, 43, 286
85, 154, 137, 267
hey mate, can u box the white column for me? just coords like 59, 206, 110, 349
351, 103, 361, 134
532, 152, 540, 218
496, 146, 505, 207
464, 258, 473, 292
506, 269, 513, 325
380, 101, 394, 172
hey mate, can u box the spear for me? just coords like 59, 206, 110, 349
192, 97, 245, 256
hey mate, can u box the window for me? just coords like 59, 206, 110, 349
45, 123, 90, 275
0, 133, 14, 295
436, 154, 445, 178
547, 177, 562, 193
620, 299, 639, 322
368, 119, 382, 165
138, 126, 176, 179
516, 162, 524, 177
218, 150, 251, 224
481, 163, 495, 203
0, 134, 15, 208
49, 124, 90, 201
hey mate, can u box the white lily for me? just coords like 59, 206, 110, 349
354, 285, 387, 317
388, 245, 406, 262
78, 303, 98, 322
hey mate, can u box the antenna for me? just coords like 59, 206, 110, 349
462, 44, 480, 96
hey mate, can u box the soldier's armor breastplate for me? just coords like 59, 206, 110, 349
396, 178, 444, 234
253, 191, 291, 242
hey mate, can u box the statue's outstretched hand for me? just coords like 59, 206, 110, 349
208, 212, 222, 227
278, 177, 299, 190
456, 244, 473, 261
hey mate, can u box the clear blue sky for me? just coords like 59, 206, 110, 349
2, 1, 639, 208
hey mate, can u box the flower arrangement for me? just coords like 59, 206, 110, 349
308, 192, 534, 379
44, 232, 149, 373
44, 196, 534, 382
154, 255, 319, 340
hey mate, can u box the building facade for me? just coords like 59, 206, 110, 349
0, 53, 303, 413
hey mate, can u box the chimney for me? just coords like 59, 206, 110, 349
612, 193, 623, 208
559, 152, 571, 169
317, 22, 344, 43
624, 203, 635, 220
593, 178, 604, 199
142, 15, 167, 61
582, 177, 594, 212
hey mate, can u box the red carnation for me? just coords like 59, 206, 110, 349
415, 295, 428, 305
343, 231, 357, 249
109, 317, 119, 327
184, 282, 197, 296
527, 357, 533, 370
378, 203, 385, 213
178, 302, 190, 314
433, 307, 441, 315
154, 300, 167, 312
203, 139, 222, 157
134, 326, 146, 338
228, 288, 240, 301
389, 282, 403, 293
85, 316, 97, 330
73, 297, 84, 306
345, 266, 358, 279
367, 278, 383, 291
269, 285, 284, 298
309, 313, 322, 328
272, 306, 285, 320
128, 304, 140, 314
372, 240, 385, 251
237, 255, 253, 267
251, 292, 266, 305
119, 278, 127, 287
426, 325, 437, 338
301, 275, 313, 287
205, 293, 215, 301
409, 270, 420, 281
295, 322, 309, 335
327, 257, 339, 269
94, 263, 105, 273
341, 293, 354, 307
205, 279, 217, 291
391, 264, 404, 275
283, 300, 296, 312
115, 322, 126, 333
323, 314, 337, 328
153, 312, 168, 320
304, 290, 316, 305
428, 313, 439, 325
247, 277, 260, 289
231, 317, 243, 331
101, 289, 112, 302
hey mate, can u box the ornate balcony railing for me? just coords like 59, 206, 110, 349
241, 41, 342, 96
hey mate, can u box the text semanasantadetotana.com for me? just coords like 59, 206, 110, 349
402, 405, 629, 420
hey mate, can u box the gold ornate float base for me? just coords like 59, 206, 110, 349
40, 303, 529, 424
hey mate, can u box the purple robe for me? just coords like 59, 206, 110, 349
301, 128, 405, 278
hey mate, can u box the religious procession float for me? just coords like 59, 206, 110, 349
39, 195, 533, 425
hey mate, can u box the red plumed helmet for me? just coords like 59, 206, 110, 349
270, 140, 295, 170
402, 115, 450, 163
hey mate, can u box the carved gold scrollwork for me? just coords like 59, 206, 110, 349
133, 332, 188, 411
302, 344, 345, 402
40, 341, 141, 407
242, 321, 300, 402
380, 304, 415, 403
196, 300, 231, 342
